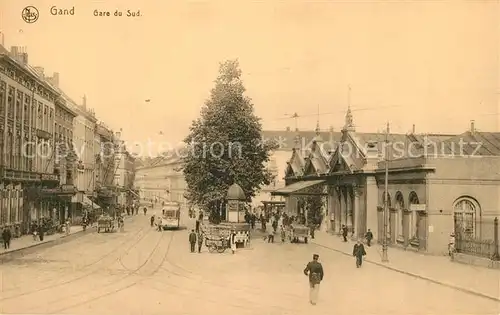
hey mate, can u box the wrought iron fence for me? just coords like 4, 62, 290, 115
454, 215, 499, 260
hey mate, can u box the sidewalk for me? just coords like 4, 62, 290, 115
313, 231, 500, 302
0, 225, 86, 256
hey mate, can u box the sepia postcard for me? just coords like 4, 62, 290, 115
0, 1, 499, 314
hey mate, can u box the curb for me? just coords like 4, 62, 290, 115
312, 241, 500, 303
0, 227, 91, 257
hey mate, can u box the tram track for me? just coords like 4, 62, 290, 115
43, 230, 175, 314
0, 224, 152, 301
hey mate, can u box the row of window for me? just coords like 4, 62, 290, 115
1, 81, 55, 133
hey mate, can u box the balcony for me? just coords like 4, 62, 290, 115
41, 173, 60, 183
36, 129, 52, 140
2, 168, 41, 181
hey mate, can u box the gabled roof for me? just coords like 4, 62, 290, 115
286, 148, 305, 177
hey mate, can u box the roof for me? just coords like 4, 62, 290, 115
262, 130, 454, 153
0, 53, 60, 96
227, 183, 246, 200
424, 131, 500, 156
271, 180, 326, 196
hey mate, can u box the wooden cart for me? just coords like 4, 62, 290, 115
289, 224, 309, 243
97, 215, 115, 233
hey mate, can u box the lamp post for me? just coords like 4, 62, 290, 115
381, 122, 390, 263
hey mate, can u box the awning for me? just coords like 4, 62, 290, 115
270, 180, 326, 197
82, 195, 101, 210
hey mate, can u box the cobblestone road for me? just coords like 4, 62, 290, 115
1, 208, 498, 315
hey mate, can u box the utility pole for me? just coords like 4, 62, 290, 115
382, 121, 390, 262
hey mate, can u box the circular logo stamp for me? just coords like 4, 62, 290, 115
22, 6, 39, 23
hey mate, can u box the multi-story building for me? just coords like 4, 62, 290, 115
113, 131, 136, 207
70, 95, 99, 214
46, 72, 80, 223
134, 154, 186, 208
94, 122, 117, 210
0, 46, 65, 234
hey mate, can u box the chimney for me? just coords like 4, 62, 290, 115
33, 66, 44, 77
51, 72, 60, 87
0, 32, 4, 46
295, 127, 299, 132
412, 124, 416, 134
329, 126, 334, 142
82, 94, 87, 109
9, 46, 29, 65
286, 126, 290, 132
470, 120, 475, 134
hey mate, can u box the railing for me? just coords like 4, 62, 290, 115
454, 216, 499, 260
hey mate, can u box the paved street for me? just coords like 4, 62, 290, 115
1, 208, 498, 315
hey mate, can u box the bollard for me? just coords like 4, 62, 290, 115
493, 217, 499, 261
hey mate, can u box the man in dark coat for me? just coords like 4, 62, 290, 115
188, 230, 197, 253
365, 229, 373, 247
195, 218, 200, 233
353, 239, 367, 267
150, 215, 155, 227
37, 224, 45, 241
2, 227, 12, 249
303, 254, 324, 305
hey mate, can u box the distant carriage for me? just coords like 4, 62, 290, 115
288, 224, 309, 243
97, 214, 116, 233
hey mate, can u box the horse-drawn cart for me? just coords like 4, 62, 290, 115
97, 215, 116, 233
289, 224, 309, 243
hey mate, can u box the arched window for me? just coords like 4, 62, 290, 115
408, 191, 419, 240
453, 197, 480, 238
395, 191, 404, 239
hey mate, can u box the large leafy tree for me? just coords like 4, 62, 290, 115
182, 60, 277, 222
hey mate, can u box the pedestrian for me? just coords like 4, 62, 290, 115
229, 229, 237, 254
272, 219, 278, 233
162, 207, 165, 216
195, 218, 200, 233
2, 226, 12, 249
303, 254, 324, 305
280, 225, 286, 243
250, 214, 256, 229
365, 229, 373, 247
31, 222, 38, 241
65, 219, 71, 236
150, 215, 155, 227
189, 229, 197, 253
267, 226, 274, 243
38, 224, 45, 241
143, 207, 147, 215
309, 223, 316, 239
353, 239, 366, 268
197, 232, 204, 253
157, 216, 162, 231
342, 225, 348, 242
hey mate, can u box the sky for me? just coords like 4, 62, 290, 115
1, 0, 499, 152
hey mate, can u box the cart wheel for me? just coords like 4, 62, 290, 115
208, 244, 217, 253
217, 245, 226, 253
305, 237, 308, 244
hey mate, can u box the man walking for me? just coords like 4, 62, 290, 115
365, 229, 373, 247
2, 226, 12, 249
189, 229, 197, 253
353, 239, 367, 268
303, 254, 324, 305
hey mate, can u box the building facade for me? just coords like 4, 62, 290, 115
113, 131, 136, 207
0, 47, 63, 234
276, 108, 500, 255
94, 122, 117, 210
134, 154, 187, 207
